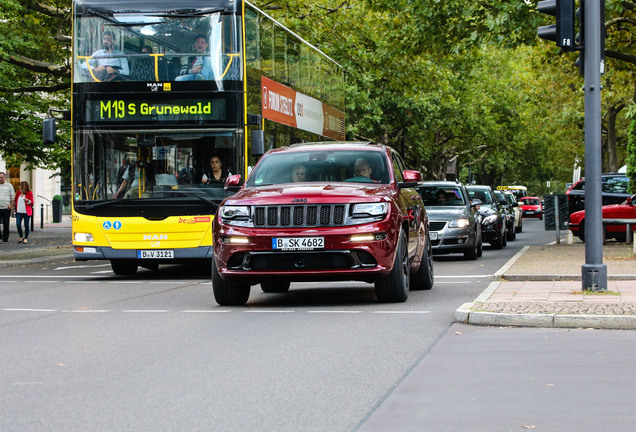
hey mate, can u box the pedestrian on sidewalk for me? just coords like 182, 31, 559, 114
0, 171, 15, 243
14, 181, 33, 244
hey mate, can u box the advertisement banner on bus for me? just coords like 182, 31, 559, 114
261, 76, 345, 140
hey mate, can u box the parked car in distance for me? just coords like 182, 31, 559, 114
566, 173, 630, 215
569, 194, 636, 242
504, 191, 523, 233
494, 189, 518, 241
212, 142, 434, 306
415, 181, 482, 260
519, 196, 543, 220
466, 185, 507, 249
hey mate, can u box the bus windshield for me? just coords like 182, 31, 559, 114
73, 8, 241, 83
73, 130, 238, 208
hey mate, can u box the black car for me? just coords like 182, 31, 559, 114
494, 189, 518, 241
416, 181, 482, 260
466, 185, 507, 249
566, 173, 630, 215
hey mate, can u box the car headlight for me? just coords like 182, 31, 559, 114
220, 205, 250, 222
449, 218, 469, 228
482, 214, 498, 224
351, 202, 389, 218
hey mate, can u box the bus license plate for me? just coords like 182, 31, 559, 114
429, 232, 438, 241
272, 237, 324, 250
137, 250, 174, 259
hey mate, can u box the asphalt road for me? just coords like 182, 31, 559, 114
0, 219, 572, 432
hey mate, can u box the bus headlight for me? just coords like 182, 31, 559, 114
74, 232, 94, 242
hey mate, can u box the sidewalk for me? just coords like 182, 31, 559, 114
0, 216, 73, 266
456, 240, 636, 329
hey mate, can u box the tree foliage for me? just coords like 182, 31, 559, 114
0, 0, 634, 190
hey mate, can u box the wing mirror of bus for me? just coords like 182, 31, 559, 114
398, 170, 422, 188
224, 174, 243, 192
251, 130, 265, 157
43, 118, 56, 145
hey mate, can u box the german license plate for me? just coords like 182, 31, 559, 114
526, 211, 534, 215
429, 232, 438, 240
137, 250, 174, 259
272, 237, 324, 250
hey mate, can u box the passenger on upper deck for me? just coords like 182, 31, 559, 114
176, 34, 212, 81
81, 31, 129, 81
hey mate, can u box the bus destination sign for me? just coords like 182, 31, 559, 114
82, 97, 227, 124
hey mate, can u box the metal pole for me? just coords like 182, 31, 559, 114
581, 0, 607, 291
40, 204, 44, 229
554, 195, 561, 244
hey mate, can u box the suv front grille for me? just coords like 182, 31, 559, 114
254, 205, 347, 227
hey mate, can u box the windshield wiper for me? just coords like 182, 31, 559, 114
156, 190, 220, 211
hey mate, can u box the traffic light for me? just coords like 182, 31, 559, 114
537, 0, 576, 51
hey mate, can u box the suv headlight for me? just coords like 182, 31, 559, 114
351, 202, 389, 218
220, 205, 250, 224
449, 218, 469, 228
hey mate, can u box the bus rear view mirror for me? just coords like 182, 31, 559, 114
251, 130, 265, 156
43, 118, 56, 145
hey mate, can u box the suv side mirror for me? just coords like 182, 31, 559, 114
398, 170, 422, 188
224, 174, 243, 192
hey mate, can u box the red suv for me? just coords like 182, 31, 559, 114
212, 143, 434, 305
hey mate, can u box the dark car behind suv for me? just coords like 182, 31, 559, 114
566, 173, 630, 215
211, 142, 434, 305
466, 185, 507, 249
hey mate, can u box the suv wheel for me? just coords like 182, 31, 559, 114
375, 230, 409, 302
411, 240, 434, 290
212, 259, 251, 306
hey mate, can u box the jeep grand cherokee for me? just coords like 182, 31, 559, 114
211, 142, 434, 305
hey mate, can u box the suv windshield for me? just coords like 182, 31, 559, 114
246, 150, 391, 186
418, 186, 466, 206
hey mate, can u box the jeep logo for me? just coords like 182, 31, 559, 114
291, 198, 307, 203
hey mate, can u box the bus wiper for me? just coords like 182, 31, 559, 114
84, 199, 133, 210
157, 190, 220, 210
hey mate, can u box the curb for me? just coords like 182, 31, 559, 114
455, 249, 636, 330
0, 254, 74, 268
455, 302, 636, 330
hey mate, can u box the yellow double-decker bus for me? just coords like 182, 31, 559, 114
59, 0, 345, 275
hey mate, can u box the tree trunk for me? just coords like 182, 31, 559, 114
606, 103, 625, 173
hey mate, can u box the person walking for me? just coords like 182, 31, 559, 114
0, 171, 15, 243
14, 181, 33, 244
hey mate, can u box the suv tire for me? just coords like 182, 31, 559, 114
375, 230, 409, 302
212, 259, 251, 306
411, 240, 434, 290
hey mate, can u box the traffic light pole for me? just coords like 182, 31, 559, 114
581, 0, 607, 291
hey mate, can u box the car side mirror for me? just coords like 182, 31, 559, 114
398, 170, 422, 188
224, 174, 243, 192
511, 202, 518, 207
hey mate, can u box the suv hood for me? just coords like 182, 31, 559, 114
224, 183, 393, 206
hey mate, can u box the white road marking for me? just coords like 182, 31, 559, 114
122, 310, 169, 313
372, 311, 431, 314
307, 310, 362, 314
3, 308, 55, 312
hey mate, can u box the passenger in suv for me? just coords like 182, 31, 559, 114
566, 173, 630, 215
415, 181, 482, 260
211, 143, 434, 305
466, 185, 507, 249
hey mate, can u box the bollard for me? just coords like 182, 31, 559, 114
40, 203, 44, 229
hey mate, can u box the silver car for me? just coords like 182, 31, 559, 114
416, 181, 482, 260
